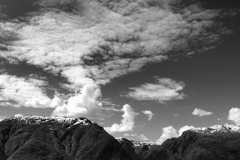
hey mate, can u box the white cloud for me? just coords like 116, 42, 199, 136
173, 114, 179, 117
138, 134, 149, 141
104, 104, 139, 134
142, 110, 154, 120
0, 74, 54, 108
178, 125, 195, 136
124, 133, 137, 137
51, 84, 103, 118
192, 108, 213, 117
0, 0, 238, 118
228, 108, 240, 125
156, 125, 195, 144
156, 126, 178, 144
127, 78, 185, 103
124, 133, 149, 141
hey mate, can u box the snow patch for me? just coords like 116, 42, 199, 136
10, 114, 93, 126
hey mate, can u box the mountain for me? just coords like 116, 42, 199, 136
146, 124, 240, 160
1, 115, 240, 160
0, 115, 132, 160
116, 138, 159, 160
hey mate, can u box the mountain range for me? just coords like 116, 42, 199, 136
0, 115, 240, 160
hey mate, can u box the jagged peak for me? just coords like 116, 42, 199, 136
4, 114, 95, 126
189, 124, 240, 134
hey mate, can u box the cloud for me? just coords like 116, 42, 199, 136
124, 133, 149, 141
228, 108, 240, 125
178, 125, 195, 136
142, 110, 154, 120
0, 74, 54, 108
104, 104, 139, 134
192, 108, 213, 117
138, 134, 149, 141
127, 78, 185, 103
173, 114, 179, 117
0, 115, 7, 122
217, 118, 224, 121
0, 0, 239, 118
124, 133, 137, 137
156, 125, 195, 144
51, 84, 103, 118
156, 126, 178, 144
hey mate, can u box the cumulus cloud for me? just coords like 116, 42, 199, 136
51, 84, 103, 118
192, 108, 213, 117
156, 125, 195, 144
228, 108, 240, 125
178, 125, 195, 136
142, 110, 154, 120
0, 0, 239, 118
127, 78, 185, 103
104, 104, 139, 134
156, 126, 178, 144
138, 134, 149, 141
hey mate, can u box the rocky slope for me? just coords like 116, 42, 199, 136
0, 115, 132, 160
117, 138, 158, 160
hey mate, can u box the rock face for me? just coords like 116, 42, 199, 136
117, 138, 144, 160
0, 115, 132, 160
146, 124, 240, 160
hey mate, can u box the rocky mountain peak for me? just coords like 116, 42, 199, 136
4, 114, 94, 126
189, 124, 240, 134
0, 114, 132, 160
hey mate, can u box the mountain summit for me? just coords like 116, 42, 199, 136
0, 115, 132, 160
188, 124, 240, 134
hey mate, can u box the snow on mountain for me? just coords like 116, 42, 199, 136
189, 124, 240, 134
4, 114, 94, 126
116, 137, 157, 147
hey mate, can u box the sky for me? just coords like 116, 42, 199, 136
1, 0, 240, 144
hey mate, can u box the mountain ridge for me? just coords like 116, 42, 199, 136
1, 115, 240, 160
0, 114, 132, 160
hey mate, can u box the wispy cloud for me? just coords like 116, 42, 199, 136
124, 133, 137, 137
142, 110, 154, 121
104, 104, 139, 134
127, 78, 185, 103
192, 108, 213, 117
124, 133, 149, 141
228, 108, 240, 125
0, 74, 53, 108
0, 0, 239, 118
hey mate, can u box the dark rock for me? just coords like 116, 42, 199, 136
0, 116, 132, 160
118, 138, 143, 160
146, 130, 240, 160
